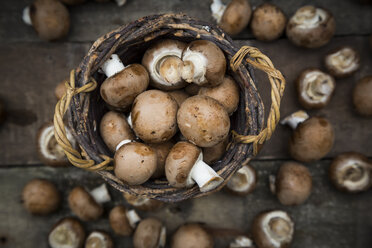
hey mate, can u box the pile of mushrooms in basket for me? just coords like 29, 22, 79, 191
99, 39, 238, 193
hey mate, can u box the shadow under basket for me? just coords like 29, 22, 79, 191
54, 13, 285, 202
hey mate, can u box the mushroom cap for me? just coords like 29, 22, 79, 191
109, 206, 133, 236
168, 90, 190, 107
165, 141, 201, 188
123, 192, 164, 211
250, 3, 287, 41
142, 39, 187, 90
148, 141, 175, 178
353, 76, 372, 116
49, 217, 85, 248
329, 152, 372, 193
226, 164, 257, 196
289, 116, 334, 162
85, 231, 113, 248
22, 179, 61, 215
177, 95, 230, 147
296, 68, 335, 109
132, 90, 178, 143
198, 75, 240, 115
133, 218, 165, 248
286, 6, 335, 48
171, 224, 213, 248
100, 64, 149, 110
324, 46, 360, 78
219, 0, 252, 36
275, 162, 312, 205
202, 136, 229, 164
182, 40, 226, 87
55, 80, 67, 100
68, 186, 103, 221
114, 142, 157, 185
30, 0, 70, 41
100, 111, 135, 152
252, 210, 294, 248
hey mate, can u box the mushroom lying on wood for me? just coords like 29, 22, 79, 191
229, 236, 254, 248
171, 224, 213, 248
353, 76, 372, 116
100, 54, 149, 111
109, 205, 141, 236
123, 192, 164, 211
324, 46, 360, 78
226, 164, 257, 196
49, 217, 85, 248
133, 218, 166, 248
85, 231, 113, 248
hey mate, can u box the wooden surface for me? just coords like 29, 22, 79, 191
0, 0, 371, 247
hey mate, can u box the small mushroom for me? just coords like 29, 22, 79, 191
286, 6, 335, 48
353, 76, 372, 116
210, 0, 252, 36
100, 111, 135, 152
109, 205, 141, 236
131, 90, 178, 143
202, 137, 229, 164
329, 152, 372, 193
148, 141, 175, 178
133, 218, 166, 248
55, 80, 67, 100
37, 122, 77, 167
168, 90, 190, 107
100, 54, 149, 110
142, 39, 188, 90
252, 210, 294, 248
270, 162, 312, 205
181, 40, 226, 87
250, 3, 287, 41
177, 95, 230, 147
60, 0, 86, 5
296, 68, 335, 109
114, 141, 157, 185
226, 165, 257, 196
22, 0, 70, 41
0, 99, 6, 125
229, 236, 254, 248
68, 184, 111, 221
171, 224, 213, 248
123, 192, 164, 211
198, 76, 240, 115
49, 217, 85, 248
281, 111, 334, 162
22, 178, 61, 215
85, 231, 113, 248
165, 141, 223, 192
324, 46, 360, 78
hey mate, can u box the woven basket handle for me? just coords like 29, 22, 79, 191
230, 46, 286, 155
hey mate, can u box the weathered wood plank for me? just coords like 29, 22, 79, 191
0, 161, 371, 248
0, 0, 371, 42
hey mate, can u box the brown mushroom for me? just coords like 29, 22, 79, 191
142, 39, 188, 90
226, 164, 257, 196
210, 0, 252, 36
171, 224, 213, 248
22, 178, 61, 215
123, 192, 164, 211
177, 95, 230, 147
55, 80, 67, 100
133, 218, 166, 248
202, 136, 229, 164
250, 3, 287, 41
353, 76, 372, 116
329, 152, 372, 193
296, 68, 335, 109
114, 142, 157, 185
286, 6, 335, 48
131, 90, 178, 143
23, 0, 70, 41
324, 46, 360, 78
148, 141, 174, 178
109, 205, 140, 236
100, 111, 135, 152
85, 231, 113, 248
168, 90, 190, 107
198, 76, 240, 115
100, 54, 149, 110
49, 217, 85, 248
165, 141, 223, 192
252, 210, 294, 248
181, 40, 226, 87
270, 162, 312, 205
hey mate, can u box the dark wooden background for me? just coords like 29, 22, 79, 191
0, 0, 371, 247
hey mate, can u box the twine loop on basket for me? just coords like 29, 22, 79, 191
230, 46, 286, 155
53, 70, 114, 171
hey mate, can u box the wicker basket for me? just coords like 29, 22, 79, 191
54, 13, 285, 202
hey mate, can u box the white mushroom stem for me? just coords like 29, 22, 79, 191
115, 0, 126, 6
101, 54, 126, 78
89, 184, 111, 204
187, 152, 224, 192
269, 175, 276, 194
292, 6, 327, 29
116, 139, 132, 151
181, 48, 208, 85
126, 209, 141, 228
211, 0, 227, 23
230, 236, 253, 248
158, 226, 167, 247
280, 110, 309, 129
22, 6, 32, 26
127, 113, 133, 128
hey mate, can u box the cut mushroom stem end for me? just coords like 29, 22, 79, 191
101, 54, 126, 78
89, 184, 111, 204
230, 236, 253, 248
181, 49, 208, 84
22, 6, 32, 25
280, 110, 309, 129
226, 165, 257, 195
210, 0, 227, 23
126, 209, 141, 228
